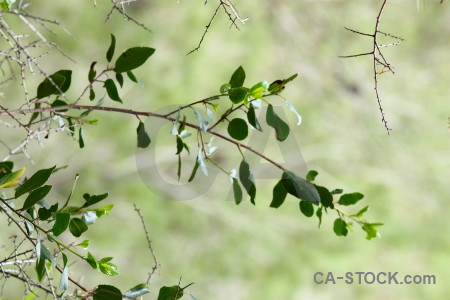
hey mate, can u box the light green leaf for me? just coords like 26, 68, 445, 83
99, 260, 120, 276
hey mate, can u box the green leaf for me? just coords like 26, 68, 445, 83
299, 201, 314, 217
227, 118, 248, 140
38, 203, 58, 221
282, 73, 298, 85
188, 160, 200, 182
270, 180, 287, 208
177, 155, 182, 182
89, 87, 96, 100
79, 128, 85, 148
82, 193, 109, 208
1, 0, 15, 11
21, 185, 52, 211
281, 171, 320, 205
266, 104, 290, 142
158, 286, 184, 300
96, 204, 114, 217
239, 159, 256, 205
338, 193, 364, 206
353, 206, 369, 218
228, 87, 249, 104
51, 99, 68, 112
331, 189, 343, 195
52, 213, 70, 236
94, 285, 122, 300
115, 72, 124, 87
249, 81, 269, 98
229, 66, 245, 88
15, 166, 55, 198
99, 260, 120, 276
333, 218, 348, 237
315, 185, 334, 209
0, 161, 13, 176
88, 61, 97, 83
362, 223, 383, 240
106, 34, 116, 62
0, 167, 25, 188
104, 79, 122, 103
232, 178, 243, 205
137, 122, 151, 148
124, 283, 150, 299
127, 71, 143, 86
176, 136, 184, 155
78, 240, 89, 249
316, 206, 323, 228
220, 83, 231, 94
247, 106, 262, 131
37, 70, 72, 99
268, 80, 285, 95
35, 255, 45, 282
306, 170, 318, 181
114, 47, 155, 73
69, 218, 88, 237
86, 252, 98, 269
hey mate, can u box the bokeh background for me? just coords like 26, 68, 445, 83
1, 0, 449, 299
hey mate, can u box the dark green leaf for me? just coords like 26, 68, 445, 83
115, 72, 124, 87
124, 283, 150, 299
228, 87, 249, 104
157, 286, 184, 300
35, 255, 45, 282
89, 87, 95, 100
37, 70, 72, 99
176, 136, 184, 155
315, 185, 334, 208
0, 161, 13, 175
114, 47, 155, 73
268, 80, 285, 95
299, 201, 314, 217
106, 34, 116, 62
93, 285, 122, 300
79, 128, 85, 148
69, 218, 88, 237
127, 71, 137, 82
362, 223, 383, 240
353, 205, 369, 218
137, 122, 151, 148
177, 155, 182, 182
316, 206, 323, 228
232, 178, 243, 205
306, 170, 318, 182
331, 189, 343, 195
38, 203, 58, 221
39, 243, 54, 263
229, 66, 245, 88
239, 159, 256, 205
338, 193, 364, 206
282, 73, 298, 85
188, 160, 200, 182
51, 99, 68, 112
266, 104, 290, 142
52, 213, 70, 236
15, 166, 55, 198
86, 252, 98, 269
88, 61, 97, 83
21, 185, 52, 211
270, 180, 287, 208
83, 193, 109, 208
247, 106, 262, 131
104, 79, 122, 103
333, 218, 348, 237
227, 118, 248, 140
281, 171, 320, 205
99, 261, 120, 276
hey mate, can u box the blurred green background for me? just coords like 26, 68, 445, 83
1, 0, 449, 299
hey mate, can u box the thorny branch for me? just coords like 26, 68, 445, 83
188, 0, 248, 54
339, 0, 404, 134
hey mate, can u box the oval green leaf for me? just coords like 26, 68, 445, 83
99, 261, 120, 276
299, 200, 314, 217
114, 47, 155, 73
229, 66, 245, 88
94, 285, 122, 300
104, 79, 122, 103
157, 286, 184, 300
22, 185, 52, 211
227, 118, 248, 140
239, 159, 256, 205
228, 87, 249, 104
338, 192, 364, 206
281, 170, 320, 205
333, 218, 348, 237
266, 104, 290, 142
270, 180, 287, 208
247, 106, 262, 131
15, 166, 55, 198
315, 185, 334, 208
124, 284, 150, 299
137, 122, 151, 148
69, 218, 88, 237
37, 70, 72, 99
